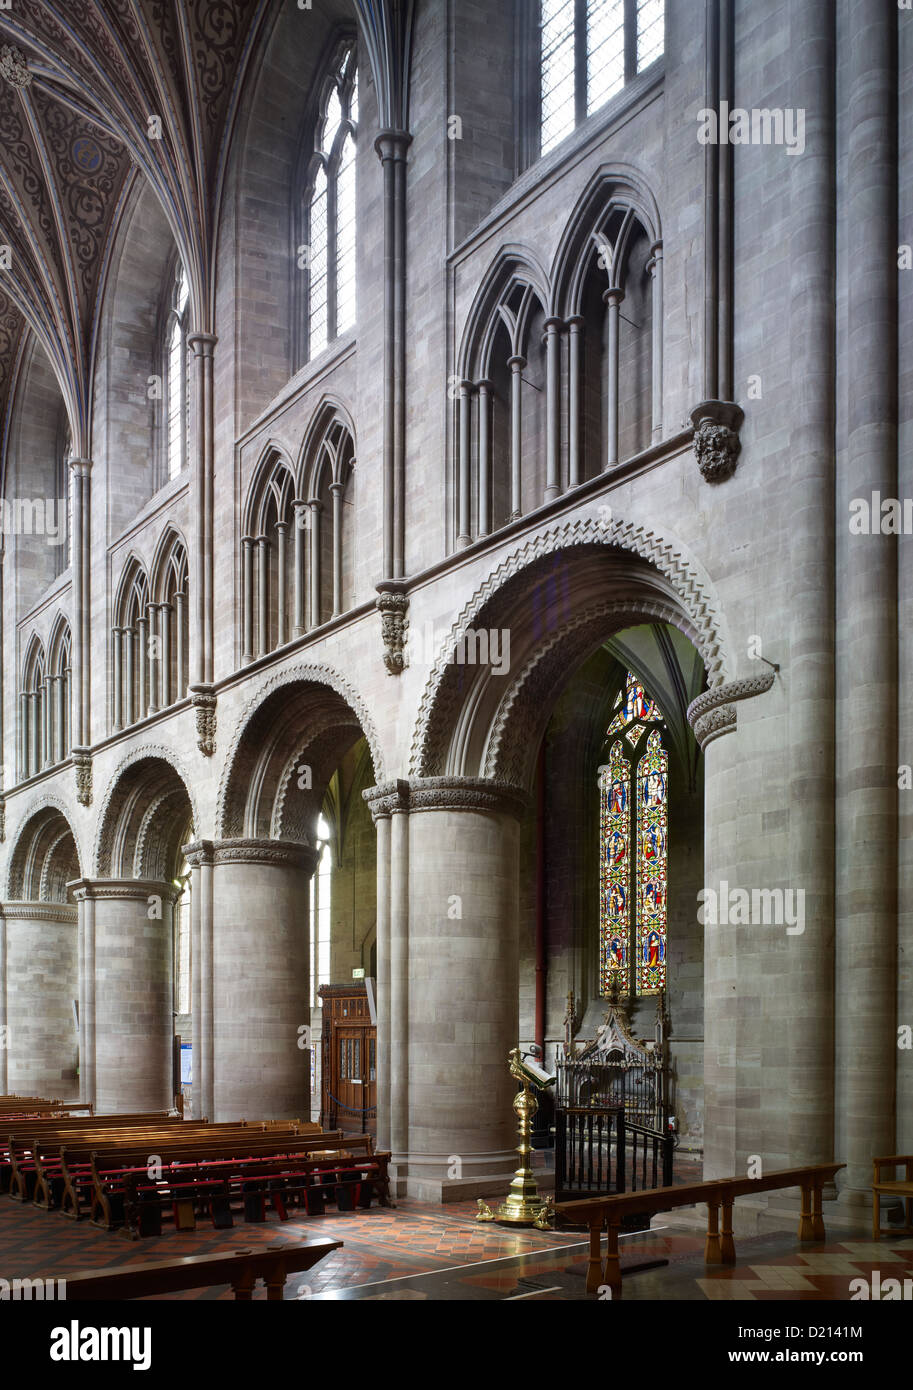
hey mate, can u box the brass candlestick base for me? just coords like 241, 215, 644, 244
477, 1047, 554, 1227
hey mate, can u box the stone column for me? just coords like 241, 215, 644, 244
276, 521, 289, 644
543, 318, 563, 500
241, 537, 254, 661
1, 903, 78, 1095
69, 878, 178, 1114
476, 380, 492, 537
604, 287, 623, 469
112, 629, 123, 730
836, 0, 898, 1196
376, 777, 526, 1202
374, 130, 412, 581
184, 840, 213, 1121
329, 484, 344, 617
567, 316, 584, 487
648, 243, 664, 439
256, 537, 269, 658
508, 355, 525, 519
308, 501, 322, 629
787, 0, 836, 1177
209, 840, 319, 1120
292, 503, 307, 637
187, 333, 217, 688
69, 457, 91, 748
457, 380, 474, 547
363, 784, 400, 1155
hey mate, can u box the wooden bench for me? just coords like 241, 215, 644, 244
557, 1162, 845, 1296
873, 1155, 913, 1240
83, 1133, 388, 1235
40, 1238, 343, 1300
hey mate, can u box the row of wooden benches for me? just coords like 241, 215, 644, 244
2, 1113, 392, 1239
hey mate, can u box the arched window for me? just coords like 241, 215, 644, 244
539, 0, 664, 158
48, 618, 72, 765
300, 42, 358, 364
165, 261, 190, 481
152, 533, 190, 710
241, 417, 356, 661
112, 560, 152, 729
20, 636, 46, 779
599, 671, 668, 996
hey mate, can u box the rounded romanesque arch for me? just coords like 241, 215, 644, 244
410, 516, 733, 787
6, 797, 82, 902
215, 663, 384, 842
93, 746, 198, 879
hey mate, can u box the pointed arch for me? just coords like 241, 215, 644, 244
148, 526, 190, 710
111, 554, 153, 730
241, 444, 299, 662
454, 247, 552, 546
296, 400, 357, 627
19, 633, 47, 780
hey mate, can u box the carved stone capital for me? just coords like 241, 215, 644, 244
362, 779, 411, 821
0, 46, 32, 89
364, 776, 528, 820
190, 686, 217, 756
691, 400, 744, 484
73, 749, 92, 806
687, 669, 777, 749
376, 586, 408, 675
181, 838, 214, 869
210, 838, 320, 872
66, 877, 181, 905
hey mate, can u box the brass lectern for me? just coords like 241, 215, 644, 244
477, 1046, 556, 1227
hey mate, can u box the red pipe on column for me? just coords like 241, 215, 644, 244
534, 740, 546, 1058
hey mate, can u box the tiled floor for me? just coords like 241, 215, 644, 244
1, 1187, 910, 1300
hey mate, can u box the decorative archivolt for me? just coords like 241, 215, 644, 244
409, 516, 731, 780
5, 792, 82, 901
215, 662, 386, 840
92, 744, 199, 878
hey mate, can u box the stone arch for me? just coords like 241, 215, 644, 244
456, 243, 552, 379
6, 797, 82, 902
551, 162, 662, 317
216, 663, 384, 842
93, 746, 198, 878
409, 516, 732, 786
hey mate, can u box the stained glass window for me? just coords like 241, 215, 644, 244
599, 740, 630, 993
636, 729, 667, 993
538, 1, 664, 158
599, 672, 668, 996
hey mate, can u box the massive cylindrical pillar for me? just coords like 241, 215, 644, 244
786, 0, 836, 1175
836, 0, 898, 1196
210, 840, 318, 1120
1, 903, 78, 1096
395, 778, 525, 1200
69, 879, 177, 1114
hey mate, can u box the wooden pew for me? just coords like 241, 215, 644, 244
557, 1162, 845, 1296
87, 1134, 389, 1236
39, 1238, 343, 1301
872, 1155, 913, 1240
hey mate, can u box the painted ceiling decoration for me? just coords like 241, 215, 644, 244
0, 0, 271, 460
0, 1, 414, 470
